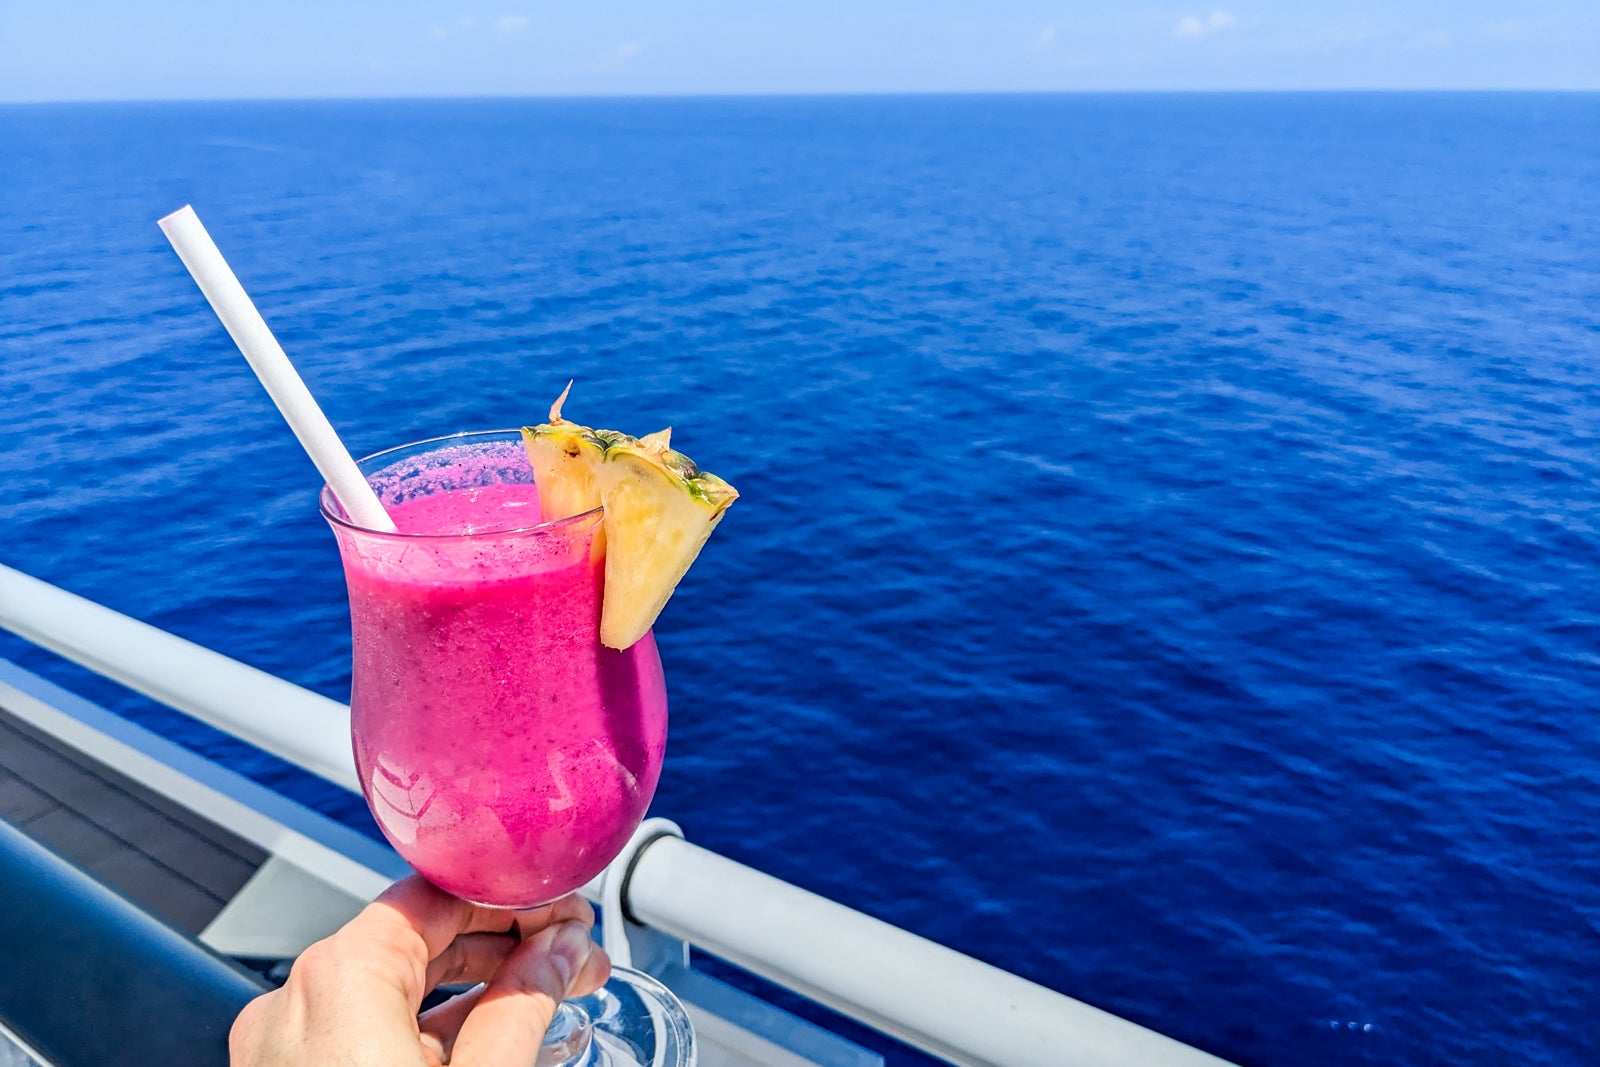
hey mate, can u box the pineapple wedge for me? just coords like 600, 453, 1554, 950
521, 387, 738, 649
521, 381, 608, 523
596, 438, 738, 649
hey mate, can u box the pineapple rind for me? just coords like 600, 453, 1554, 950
683, 469, 736, 506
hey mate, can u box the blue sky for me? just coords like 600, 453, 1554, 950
3, 2, 1597, 101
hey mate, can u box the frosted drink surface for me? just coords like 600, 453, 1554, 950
339, 478, 668, 907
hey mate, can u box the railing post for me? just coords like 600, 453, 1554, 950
595, 818, 690, 976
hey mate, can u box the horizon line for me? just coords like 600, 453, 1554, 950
4, 86, 1599, 106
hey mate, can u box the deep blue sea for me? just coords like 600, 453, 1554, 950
2, 93, 1598, 1066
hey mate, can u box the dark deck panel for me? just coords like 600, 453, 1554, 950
0, 709, 268, 936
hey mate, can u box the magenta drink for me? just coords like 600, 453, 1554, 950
323, 431, 668, 907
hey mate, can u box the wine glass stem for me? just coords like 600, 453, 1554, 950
536, 1001, 595, 1067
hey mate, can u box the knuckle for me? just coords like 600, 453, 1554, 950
228, 989, 279, 1064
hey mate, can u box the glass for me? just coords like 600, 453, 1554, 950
323, 430, 694, 1067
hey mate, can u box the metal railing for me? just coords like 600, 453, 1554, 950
0, 562, 1235, 1067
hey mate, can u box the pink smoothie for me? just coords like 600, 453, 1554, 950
335, 476, 668, 907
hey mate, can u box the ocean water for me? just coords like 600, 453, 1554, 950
2, 93, 1598, 1066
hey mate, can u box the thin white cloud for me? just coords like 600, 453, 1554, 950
429, 26, 448, 42
616, 41, 644, 61
1175, 12, 1237, 39
494, 14, 530, 35
1029, 26, 1057, 53
1404, 30, 1453, 50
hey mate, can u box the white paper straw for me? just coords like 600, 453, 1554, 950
158, 205, 396, 532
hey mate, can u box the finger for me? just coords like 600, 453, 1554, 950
447, 920, 597, 1067
323, 877, 527, 1011
568, 934, 612, 998
416, 930, 606, 1067
419, 950, 608, 1067
418, 983, 486, 1064
368, 876, 526, 960
423, 932, 519, 993
511, 893, 595, 941
417, 895, 597, 994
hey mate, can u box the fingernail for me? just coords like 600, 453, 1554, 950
550, 921, 593, 993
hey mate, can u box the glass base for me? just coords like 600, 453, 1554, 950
536, 966, 695, 1067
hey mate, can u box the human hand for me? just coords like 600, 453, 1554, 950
230, 875, 611, 1066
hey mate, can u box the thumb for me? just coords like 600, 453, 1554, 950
447, 920, 605, 1066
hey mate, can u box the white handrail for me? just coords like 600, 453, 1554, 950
629, 837, 1232, 1067
0, 562, 1234, 1067
0, 564, 357, 791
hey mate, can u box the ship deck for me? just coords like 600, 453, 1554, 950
0, 705, 266, 937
